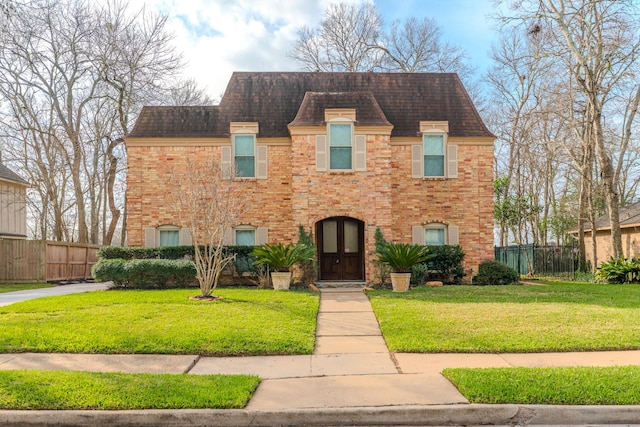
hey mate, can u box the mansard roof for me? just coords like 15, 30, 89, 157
128, 72, 494, 139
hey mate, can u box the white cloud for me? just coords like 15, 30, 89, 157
127, 0, 344, 99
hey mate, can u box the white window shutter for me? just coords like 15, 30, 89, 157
448, 225, 459, 245
354, 135, 366, 171
411, 145, 423, 178
144, 227, 156, 247
221, 145, 232, 179
412, 225, 424, 245
316, 135, 327, 171
256, 145, 268, 179
179, 228, 192, 246
447, 145, 458, 178
256, 227, 268, 245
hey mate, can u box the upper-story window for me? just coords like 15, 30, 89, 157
423, 134, 445, 177
329, 123, 353, 170
234, 134, 256, 178
315, 110, 366, 172
412, 121, 457, 179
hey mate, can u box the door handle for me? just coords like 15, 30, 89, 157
336, 258, 340, 264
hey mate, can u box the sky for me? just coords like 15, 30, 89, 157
129, 0, 500, 100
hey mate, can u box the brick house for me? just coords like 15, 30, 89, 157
570, 201, 640, 268
125, 72, 495, 283
0, 162, 28, 239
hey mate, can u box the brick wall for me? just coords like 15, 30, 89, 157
126, 134, 494, 282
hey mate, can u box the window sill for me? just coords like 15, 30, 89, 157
328, 171, 356, 175
420, 176, 448, 181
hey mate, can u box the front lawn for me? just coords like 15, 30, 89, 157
0, 283, 54, 293
0, 289, 319, 355
368, 283, 640, 353
0, 370, 259, 409
444, 366, 640, 405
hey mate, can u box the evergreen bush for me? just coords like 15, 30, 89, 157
91, 259, 197, 289
473, 260, 519, 285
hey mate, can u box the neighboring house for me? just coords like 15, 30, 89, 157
571, 201, 640, 267
125, 72, 495, 283
0, 162, 28, 239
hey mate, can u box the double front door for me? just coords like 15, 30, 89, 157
317, 217, 364, 281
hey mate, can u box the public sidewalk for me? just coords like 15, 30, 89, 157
2, 286, 640, 425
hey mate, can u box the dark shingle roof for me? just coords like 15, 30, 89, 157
586, 201, 640, 231
0, 162, 28, 186
128, 72, 494, 139
289, 92, 392, 127
128, 106, 222, 138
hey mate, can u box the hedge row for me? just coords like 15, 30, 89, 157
98, 245, 256, 260
91, 259, 197, 289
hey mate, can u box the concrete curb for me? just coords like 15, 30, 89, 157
3, 404, 640, 426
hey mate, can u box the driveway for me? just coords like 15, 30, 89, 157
0, 282, 110, 306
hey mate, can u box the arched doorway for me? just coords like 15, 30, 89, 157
316, 216, 364, 281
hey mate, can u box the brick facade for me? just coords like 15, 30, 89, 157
125, 72, 495, 283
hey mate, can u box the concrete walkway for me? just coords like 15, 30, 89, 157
3, 286, 640, 425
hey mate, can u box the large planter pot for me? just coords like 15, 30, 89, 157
271, 271, 292, 290
390, 272, 411, 292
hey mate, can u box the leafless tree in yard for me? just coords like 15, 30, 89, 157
0, 0, 196, 244
497, 0, 640, 261
167, 159, 248, 298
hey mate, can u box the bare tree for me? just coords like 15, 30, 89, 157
0, 0, 186, 244
289, 2, 478, 99
167, 159, 248, 298
290, 3, 384, 72
498, 0, 640, 259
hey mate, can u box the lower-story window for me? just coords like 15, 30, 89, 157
144, 225, 191, 247
158, 226, 180, 247
425, 224, 446, 245
412, 223, 459, 246
235, 228, 256, 246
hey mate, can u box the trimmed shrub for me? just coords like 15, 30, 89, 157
92, 258, 197, 289
423, 245, 466, 283
473, 260, 519, 285
596, 257, 640, 284
98, 246, 259, 281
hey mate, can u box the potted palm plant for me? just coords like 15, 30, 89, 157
376, 242, 433, 292
251, 242, 316, 290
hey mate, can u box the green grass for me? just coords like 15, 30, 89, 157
368, 283, 640, 353
0, 283, 54, 293
443, 366, 640, 405
0, 288, 319, 355
0, 370, 259, 409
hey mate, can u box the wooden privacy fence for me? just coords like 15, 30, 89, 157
0, 240, 99, 283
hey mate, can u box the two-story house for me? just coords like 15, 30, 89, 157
125, 72, 495, 283
0, 162, 28, 239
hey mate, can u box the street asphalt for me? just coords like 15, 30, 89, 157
1, 285, 640, 426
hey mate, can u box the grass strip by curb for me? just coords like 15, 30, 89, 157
443, 365, 640, 405
0, 370, 260, 410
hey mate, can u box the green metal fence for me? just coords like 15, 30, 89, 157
494, 244, 577, 280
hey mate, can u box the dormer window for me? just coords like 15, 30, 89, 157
329, 122, 353, 170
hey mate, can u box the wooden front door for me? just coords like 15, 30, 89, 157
317, 217, 364, 281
